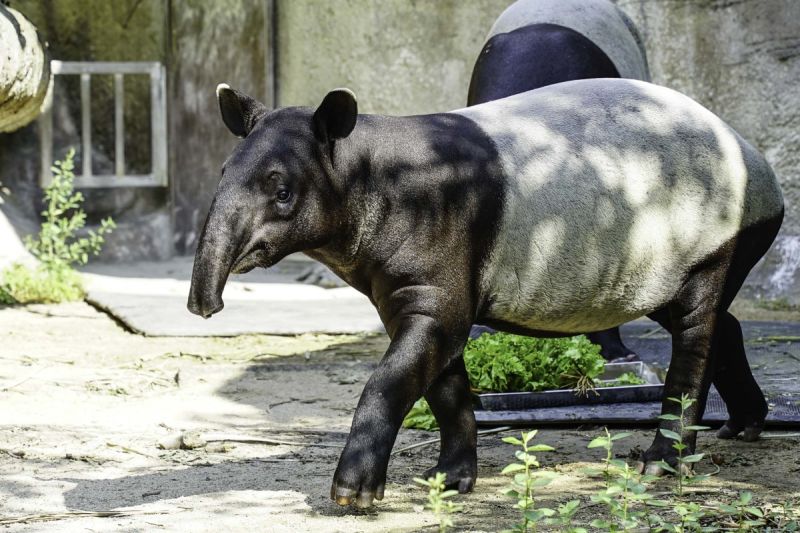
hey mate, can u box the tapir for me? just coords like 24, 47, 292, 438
188, 79, 783, 508
468, 0, 651, 359
469, 0, 650, 103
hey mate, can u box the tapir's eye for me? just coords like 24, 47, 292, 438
276, 188, 293, 204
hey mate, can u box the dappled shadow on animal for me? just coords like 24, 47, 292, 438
467, 0, 652, 361
186, 78, 783, 508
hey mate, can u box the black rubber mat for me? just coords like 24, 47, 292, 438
475, 389, 800, 427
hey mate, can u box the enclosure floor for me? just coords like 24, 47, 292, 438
81, 255, 382, 336
1, 302, 799, 531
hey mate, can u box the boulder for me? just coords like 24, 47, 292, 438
0, 5, 50, 133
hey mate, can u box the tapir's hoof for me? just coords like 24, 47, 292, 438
330, 481, 384, 509
422, 464, 477, 494
717, 420, 764, 442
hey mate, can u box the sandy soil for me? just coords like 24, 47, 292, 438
1, 302, 799, 532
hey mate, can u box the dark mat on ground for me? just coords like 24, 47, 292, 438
476, 320, 800, 427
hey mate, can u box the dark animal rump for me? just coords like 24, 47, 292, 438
467, 23, 620, 106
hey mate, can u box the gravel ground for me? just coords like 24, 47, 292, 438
1, 301, 798, 532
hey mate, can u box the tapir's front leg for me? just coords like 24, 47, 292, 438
423, 356, 477, 492
331, 311, 468, 508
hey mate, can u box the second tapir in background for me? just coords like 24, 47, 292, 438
467, 0, 650, 360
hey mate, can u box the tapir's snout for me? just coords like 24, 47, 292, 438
187, 284, 224, 319
187, 197, 238, 320
187, 255, 228, 319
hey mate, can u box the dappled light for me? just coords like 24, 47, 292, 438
2, 0, 799, 529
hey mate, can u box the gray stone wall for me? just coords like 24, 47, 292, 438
0, 0, 272, 260
1, 0, 798, 302
169, 0, 271, 255
275, 0, 507, 114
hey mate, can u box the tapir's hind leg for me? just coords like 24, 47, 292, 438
638, 263, 724, 475
587, 327, 636, 361
639, 213, 782, 474
714, 312, 767, 441
423, 356, 478, 493
713, 211, 782, 440
647, 309, 767, 444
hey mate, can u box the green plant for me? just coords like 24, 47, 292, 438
755, 297, 799, 312
586, 428, 669, 532
403, 333, 606, 430
0, 262, 84, 303
0, 149, 115, 304
414, 471, 462, 533
718, 491, 766, 530
501, 429, 559, 532
403, 397, 438, 431
655, 394, 710, 496
774, 500, 800, 531
587, 428, 632, 487
465, 333, 605, 393
544, 499, 585, 533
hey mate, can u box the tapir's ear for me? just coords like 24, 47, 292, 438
313, 88, 358, 142
216, 83, 268, 138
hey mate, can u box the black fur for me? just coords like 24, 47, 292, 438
468, 23, 620, 106
217, 86, 268, 138
188, 98, 507, 505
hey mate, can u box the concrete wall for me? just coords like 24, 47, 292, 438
169, 0, 272, 255
1, 0, 798, 301
0, 0, 272, 260
275, 0, 507, 114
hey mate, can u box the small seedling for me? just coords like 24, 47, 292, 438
0, 149, 115, 304
655, 394, 710, 495
544, 499, 585, 533
414, 472, 462, 533
587, 428, 667, 531
501, 429, 558, 532
718, 491, 767, 530
587, 427, 632, 487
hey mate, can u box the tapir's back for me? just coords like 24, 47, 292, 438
487, 0, 650, 81
452, 78, 783, 333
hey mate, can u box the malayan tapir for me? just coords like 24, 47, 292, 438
467, 0, 651, 360
188, 79, 783, 508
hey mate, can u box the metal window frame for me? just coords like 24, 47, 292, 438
39, 61, 168, 188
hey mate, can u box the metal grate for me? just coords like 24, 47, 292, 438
39, 61, 168, 188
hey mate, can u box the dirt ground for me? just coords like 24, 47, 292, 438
1, 302, 799, 532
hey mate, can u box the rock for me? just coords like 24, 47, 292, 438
180, 431, 207, 450
0, 5, 50, 133
295, 263, 347, 288
156, 434, 183, 450
156, 431, 207, 450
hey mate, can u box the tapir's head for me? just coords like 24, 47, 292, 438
187, 84, 358, 318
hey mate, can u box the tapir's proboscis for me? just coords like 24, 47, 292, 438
188, 79, 783, 508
